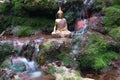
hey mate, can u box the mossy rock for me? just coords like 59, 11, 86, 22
104, 6, 120, 28
0, 58, 11, 68
78, 32, 118, 71
37, 38, 72, 65
109, 27, 120, 41
0, 42, 15, 62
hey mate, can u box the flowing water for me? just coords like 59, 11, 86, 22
72, 19, 88, 55
79, 0, 94, 19
0, 38, 44, 79
10, 56, 42, 78
71, 0, 94, 55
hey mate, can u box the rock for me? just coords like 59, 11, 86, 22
116, 76, 120, 80
88, 15, 105, 33
39, 74, 56, 80
37, 38, 72, 64
0, 58, 11, 68
42, 62, 82, 80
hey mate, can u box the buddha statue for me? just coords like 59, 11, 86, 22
51, 7, 72, 38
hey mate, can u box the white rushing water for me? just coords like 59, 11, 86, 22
83, 0, 94, 6
11, 56, 42, 78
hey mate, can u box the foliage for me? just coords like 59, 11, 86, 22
104, 6, 120, 28
78, 34, 118, 71
0, 0, 55, 33
65, 11, 76, 24
45, 65, 56, 74
0, 3, 12, 14
0, 15, 54, 34
91, 0, 113, 13
37, 41, 58, 65
0, 43, 15, 62
37, 39, 72, 65
15, 26, 33, 37
109, 27, 120, 41
60, 54, 75, 67
24, 0, 57, 10
12, 16, 54, 29
113, 0, 120, 5
0, 59, 10, 68
10, 0, 57, 16
0, 15, 12, 33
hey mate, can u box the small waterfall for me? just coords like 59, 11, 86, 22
0, 38, 44, 79
72, 19, 88, 55
83, 0, 94, 6
56, 0, 67, 3
79, 0, 94, 19
10, 57, 37, 71
71, 0, 93, 55
9, 56, 42, 78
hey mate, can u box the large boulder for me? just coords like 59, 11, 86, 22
73, 29, 119, 71
37, 38, 72, 65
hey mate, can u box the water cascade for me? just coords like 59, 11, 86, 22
79, 0, 94, 19
71, 0, 94, 55
0, 38, 44, 79
72, 19, 88, 55
9, 56, 42, 78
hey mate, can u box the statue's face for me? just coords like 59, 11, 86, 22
58, 13, 63, 18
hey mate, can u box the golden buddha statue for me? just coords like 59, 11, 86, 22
51, 7, 72, 38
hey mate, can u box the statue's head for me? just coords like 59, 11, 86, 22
57, 7, 63, 18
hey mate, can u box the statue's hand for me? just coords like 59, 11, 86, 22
52, 31, 56, 34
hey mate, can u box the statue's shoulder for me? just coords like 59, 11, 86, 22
55, 19, 60, 22
62, 18, 66, 21
62, 18, 66, 20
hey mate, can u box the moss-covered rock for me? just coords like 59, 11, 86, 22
37, 38, 72, 65
0, 58, 10, 68
109, 27, 120, 41
41, 62, 83, 80
13, 26, 33, 37
0, 42, 15, 62
77, 32, 118, 71
104, 6, 120, 28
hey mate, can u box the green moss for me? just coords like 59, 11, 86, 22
0, 3, 12, 14
113, 0, 120, 5
12, 16, 54, 29
78, 34, 118, 71
45, 65, 56, 74
109, 27, 120, 41
0, 59, 10, 68
0, 15, 12, 33
15, 26, 33, 37
104, 7, 120, 28
0, 43, 15, 62
0, 15, 54, 34
59, 53, 75, 67
65, 11, 76, 24
37, 39, 72, 65
91, 0, 113, 12
37, 41, 58, 65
